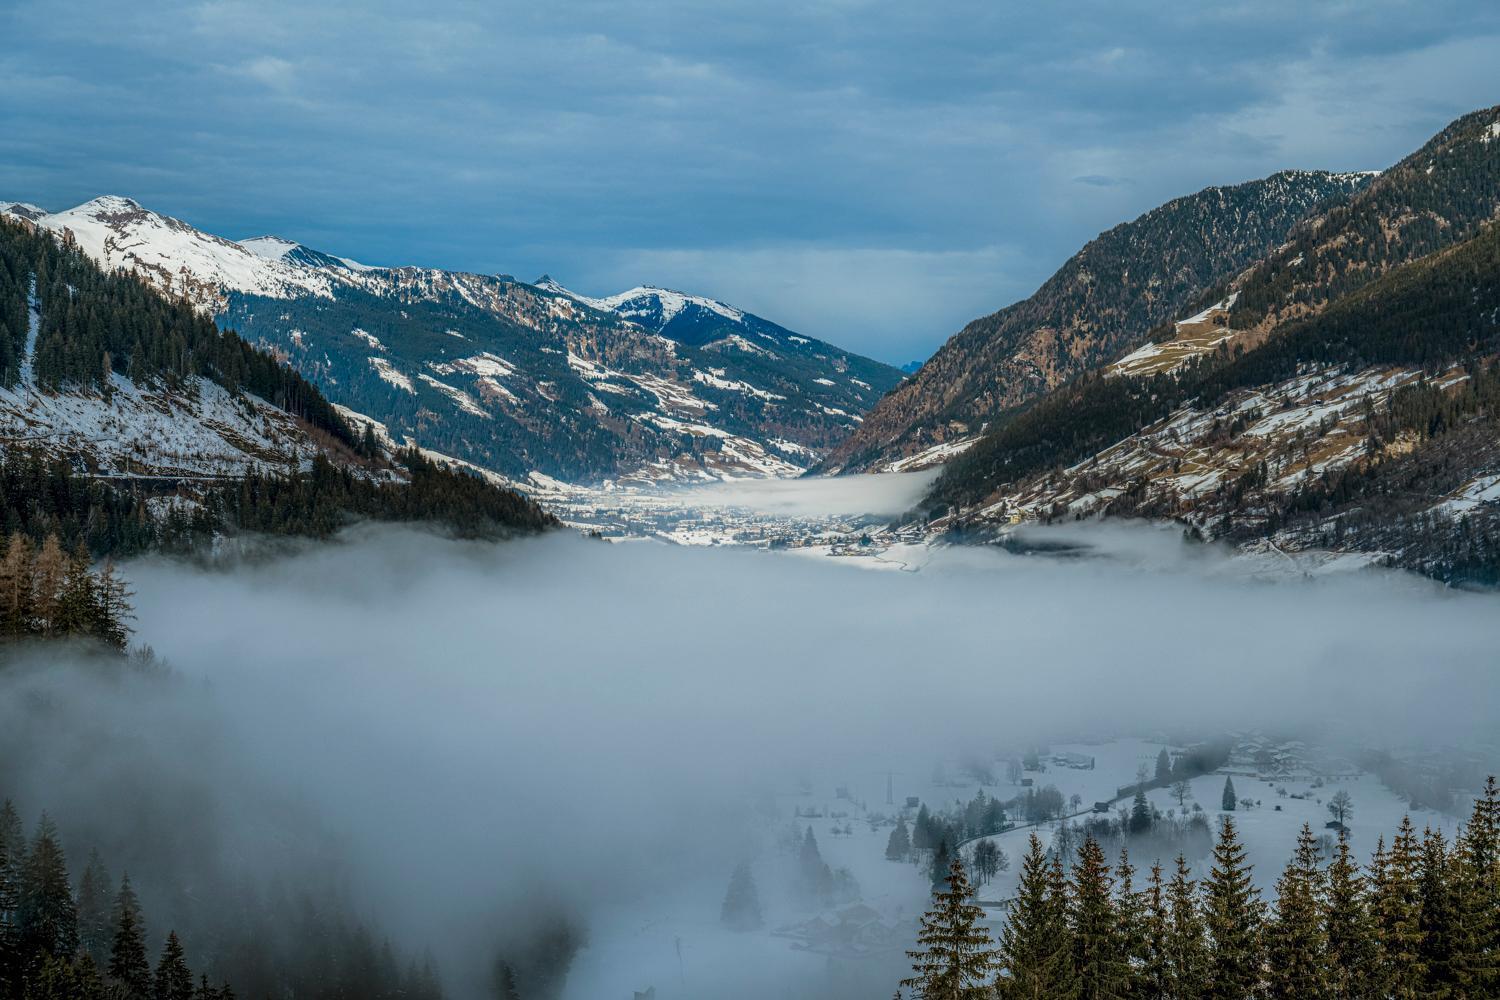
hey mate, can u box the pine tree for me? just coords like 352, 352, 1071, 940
154, 931, 194, 1000
887, 818, 913, 861
1370, 819, 1424, 997
1452, 777, 1499, 995
1324, 832, 1376, 999
1201, 817, 1262, 999
902, 857, 997, 1000
92, 558, 134, 650
55, 542, 98, 637
1129, 786, 1152, 835
1067, 837, 1127, 1000
1139, 862, 1170, 1000
720, 862, 764, 931
109, 874, 151, 999
799, 827, 830, 904
495, 960, 522, 1000
1111, 849, 1145, 999
17, 814, 78, 964
996, 834, 1067, 999
914, 805, 935, 851
931, 836, 954, 889
76, 849, 113, 968
0, 802, 21, 995
1155, 748, 1171, 781
1264, 824, 1328, 1000
1416, 826, 1459, 994
1221, 777, 1237, 813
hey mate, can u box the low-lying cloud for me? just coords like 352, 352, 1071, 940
1, 524, 1497, 998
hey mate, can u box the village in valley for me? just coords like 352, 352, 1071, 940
567, 731, 1494, 999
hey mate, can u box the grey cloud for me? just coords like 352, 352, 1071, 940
2, 0, 1497, 361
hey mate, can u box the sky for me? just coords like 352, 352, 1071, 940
3, 1, 1499, 364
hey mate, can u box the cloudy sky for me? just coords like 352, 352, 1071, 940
4, 1, 1498, 363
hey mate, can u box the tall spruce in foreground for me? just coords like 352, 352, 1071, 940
901, 857, 997, 1000
1138, 862, 1171, 999
1165, 853, 1209, 998
1416, 826, 1459, 994
1112, 849, 1146, 996
1067, 837, 1128, 999
1201, 816, 1261, 999
995, 834, 1066, 999
1370, 818, 1424, 997
1264, 824, 1327, 999
1453, 777, 1499, 994
1324, 832, 1376, 998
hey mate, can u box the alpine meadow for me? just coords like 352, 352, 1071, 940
2, 3, 1500, 999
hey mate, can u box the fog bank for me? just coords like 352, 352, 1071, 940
2, 525, 1497, 998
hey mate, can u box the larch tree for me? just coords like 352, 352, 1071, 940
901, 857, 997, 1000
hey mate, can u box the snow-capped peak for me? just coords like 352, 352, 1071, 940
1, 201, 49, 222
35, 195, 335, 307
537, 278, 747, 329
239, 235, 301, 261
77, 194, 146, 214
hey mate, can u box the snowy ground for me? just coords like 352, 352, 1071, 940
0, 272, 311, 477
566, 735, 1468, 1000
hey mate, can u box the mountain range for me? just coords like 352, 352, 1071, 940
817, 169, 1378, 474
0, 196, 905, 485
892, 103, 1500, 583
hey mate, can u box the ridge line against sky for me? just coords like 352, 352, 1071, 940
3, 0, 1499, 364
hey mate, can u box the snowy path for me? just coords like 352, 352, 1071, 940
19, 275, 39, 384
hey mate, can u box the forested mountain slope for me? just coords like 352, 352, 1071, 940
2, 197, 903, 484
922, 105, 1500, 583
0, 216, 555, 556
818, 170, 1374, 474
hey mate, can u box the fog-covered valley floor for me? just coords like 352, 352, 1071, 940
4, 513, 1499, 999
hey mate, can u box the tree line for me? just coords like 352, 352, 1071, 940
0, 442, 557, 564
0, 217, 353, 448
0, 799, 242, 1000
0, 533, 133, 650
898, 778, 1500, 999
0, 799, 446, 1000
